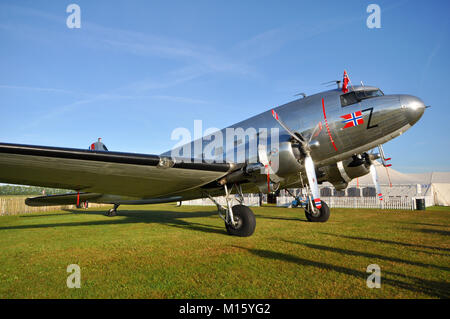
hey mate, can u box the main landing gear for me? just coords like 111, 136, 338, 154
304, 200, 330, 222
294, 177, 331, 223
206, 184, 256, 237
106, 204, 120, 217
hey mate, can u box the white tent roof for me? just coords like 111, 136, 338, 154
408, 172, 450, 184
347, 161, 416, 185
342, 162, 450, 186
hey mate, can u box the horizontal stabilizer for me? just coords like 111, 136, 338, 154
25, 192, 102, 207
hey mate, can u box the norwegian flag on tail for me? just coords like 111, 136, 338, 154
341, 111, 364, 129
342, 70, 349, 93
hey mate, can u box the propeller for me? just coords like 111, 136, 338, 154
271, 109, 322, 209
369, 161, 383, 201
304, 155, 322, 209
349, 151, 384, 202
258, 143, 281, 193
366, 151, 384, 201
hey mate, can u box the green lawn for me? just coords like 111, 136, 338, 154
0, 204, 448, 298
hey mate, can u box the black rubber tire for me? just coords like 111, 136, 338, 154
106, 209, 117, 217
305, 201, 330, 222
225, 205, 256, 237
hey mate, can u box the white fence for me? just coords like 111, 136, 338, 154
277, 195, 434, 210
181, 194, 261, 207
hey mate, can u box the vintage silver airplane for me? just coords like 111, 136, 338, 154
0, 72, 426, 237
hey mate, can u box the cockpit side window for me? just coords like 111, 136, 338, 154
340, 89, 384, 107
340, 92, 359, 107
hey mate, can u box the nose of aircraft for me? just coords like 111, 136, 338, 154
400, 95, 426, 125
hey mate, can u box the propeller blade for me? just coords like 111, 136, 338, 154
370, 164, 383, 201
258, 144, 281, 193
271, 109, 304, 144
308, 121, 323, 143
304, 155, 321, 209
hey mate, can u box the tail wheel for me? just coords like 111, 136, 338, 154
225, 205, 256, 237
106, 208, 117, 217
105, 204, 119, 217
305, 201, 330, 222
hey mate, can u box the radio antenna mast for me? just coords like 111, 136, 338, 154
322, 80, 341, 89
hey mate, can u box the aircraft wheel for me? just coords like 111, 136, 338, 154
106, 208, 117, 217
225, 205, 256, 237
305, 201, 330, 222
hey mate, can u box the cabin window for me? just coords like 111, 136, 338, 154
340, 89, 384, 107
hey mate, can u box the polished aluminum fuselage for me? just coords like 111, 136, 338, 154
161, 86, 425, 194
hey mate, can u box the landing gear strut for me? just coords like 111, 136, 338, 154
205, 184, 256, 237
106, 204, 120, 217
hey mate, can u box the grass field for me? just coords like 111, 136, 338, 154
0, 203, 448, 299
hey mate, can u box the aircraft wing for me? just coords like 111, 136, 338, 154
25, 192, 103, 206
0, 143, 233, 199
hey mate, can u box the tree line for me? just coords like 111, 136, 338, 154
0, 185, 71, 196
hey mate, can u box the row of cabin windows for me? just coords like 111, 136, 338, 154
340, 89, 384, 107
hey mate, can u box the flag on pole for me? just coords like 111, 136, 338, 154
342, 70, 349, 93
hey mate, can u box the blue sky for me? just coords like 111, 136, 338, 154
0, 0, 449, 173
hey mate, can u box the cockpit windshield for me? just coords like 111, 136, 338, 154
341, 89, 384, 107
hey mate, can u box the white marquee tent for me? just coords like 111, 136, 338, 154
345, 162, 450, 206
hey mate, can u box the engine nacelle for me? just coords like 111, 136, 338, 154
318, 155, 371, 190
244, 141, 303, 194
274, 141, 303, 177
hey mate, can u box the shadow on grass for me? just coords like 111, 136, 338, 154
254, 214, 307, 222
252, 206, 309, 222
404, 222, 450, 228
320, 233, 450, 252
282, 240, 450, 272
234, 246, 450, 298
19, 211, 104, 218
412, 228, 450, 237
2, 209, 227, 235
411, 249, 450, 257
